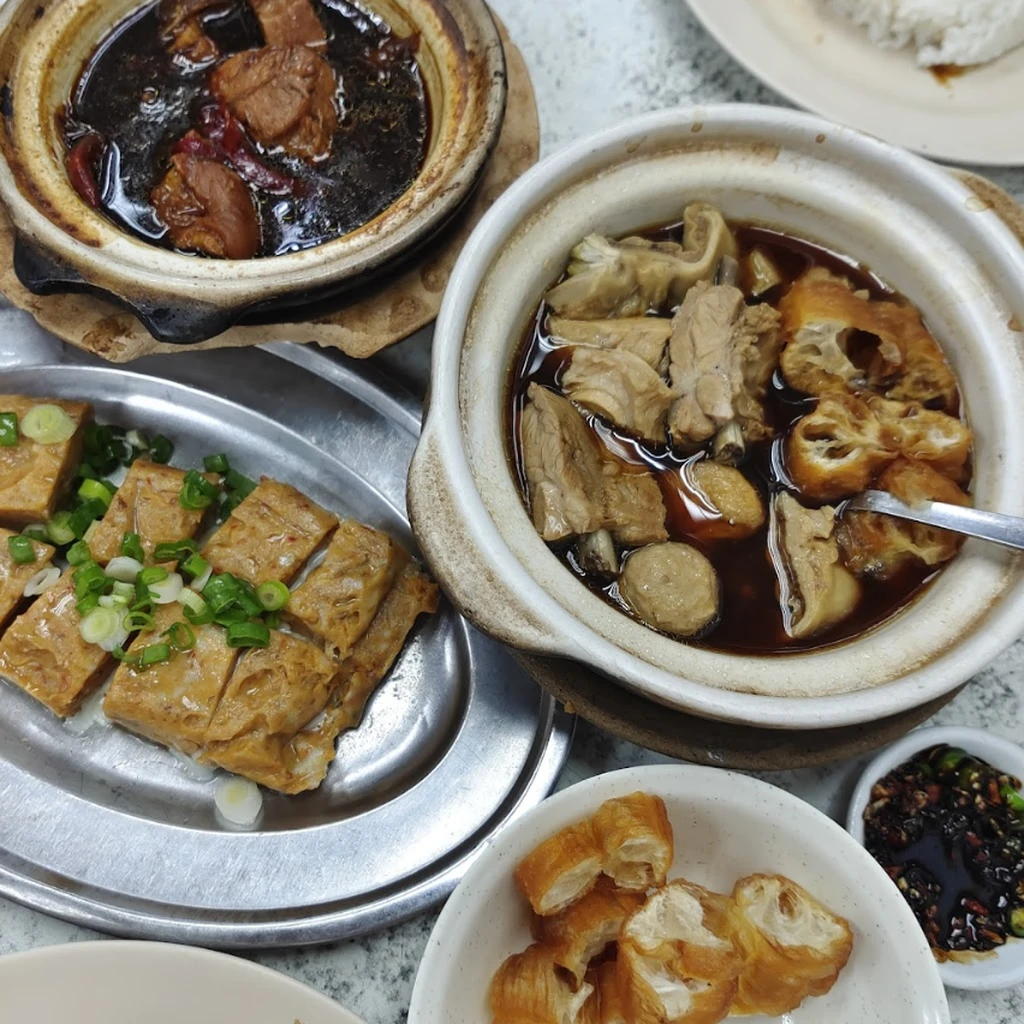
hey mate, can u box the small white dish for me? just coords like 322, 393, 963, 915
685, 0, 1024, 165
0, 941, 365, 1024
408, 764, 950, 1024
847, 725, 1024, 991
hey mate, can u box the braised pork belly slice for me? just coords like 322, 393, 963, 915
250, 0, 326, 49
158, 0, 228, 65
548, 316, 672, 372
151, 150, 260, 259
210, 45, 338, 162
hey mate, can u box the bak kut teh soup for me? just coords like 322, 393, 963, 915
61, 0, 429, 259
507, 203, 974, 654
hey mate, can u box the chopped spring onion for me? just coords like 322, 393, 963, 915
22, 523, 48, 544
0, 411, 18, 447
21, 404, 76, 444
111, 580, 135, 602
74, 560, 108, 596
179, 470, 218, 511
77, 478, 115, 508
68, 499, 105, 540
125, 609, 155, 630
66, 540, 92, 566
181, 552, 208, 580
202, 573, 240, 613
139, 642, 171, 667
225, 619, 270, 649
149, 571, 183, 605
224, 468, 256, 500
7, 535, 36, 565
214, 606, 248, 626
45, 511, 75, 545
104, 556, 143, 582
121, 532, 145, 562
203, 453, 230, 474
83, 424, 129, 476
78, 605, 123, 645
214, 777, 263, 830
125, 429, 148, 449
178, 587, 213, 625
264, 611, 281, 630
77, 592, 100, 616
77, 462, 97, 480
189, 562, 213, 592
22, 565, 60, 597
99, 592, 130, 609
83, 520, 100, 544
163, 621, 196, 652
152, 538, 198, 562
138, 566, 169, 586
149, 435, 174, 464
234, 584, 262, 617
256, 580, 290, 611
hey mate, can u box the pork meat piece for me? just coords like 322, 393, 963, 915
548, 316, 672, 372
251, 0, 326, 48
667, 282, 782, 449
770, 492, 861, 640
601, 461, 668, 546
618, 542, 720, 638
210, 45, 338, 161
152, 150, 260, 259
561, 347, 675, 443
521, 384, 606, 542
159, 0, 227, 64
544, 203, 737, 319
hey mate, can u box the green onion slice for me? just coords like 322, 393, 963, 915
23, 565, 60, 597
0, 411, 18, 447
21, 404, 76, 444
203, 453, 230, 474
181, 552, 209, 580
7, 535, 37, 565
224, 468, 256, 499
76, 593, 100, 616
78, 605, 129, 650
66, 540, 92, 566
149, 435, 174, 464
120, 531, 145, 562
138, 566, 169, 586
125, 609, 155, 630
179, 470, 218, 511
45, 511, 75, 545
202, 573, 240, 613
68, 500, 105, 540
256, 580, 290, 612
77, 478, 114, 508
225, 619, 271, 648
149, 571, 183, 605
22, 523, 48, 544
104, 556, 143, 583
139, 642, 171, 667
152, 538, 198, 562
163, 621, 196, 652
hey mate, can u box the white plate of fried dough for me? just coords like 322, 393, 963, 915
408, 765, 950, 1024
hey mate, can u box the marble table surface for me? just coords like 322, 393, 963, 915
2, 1, 1024, 1022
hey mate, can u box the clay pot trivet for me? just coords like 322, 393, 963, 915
0, 22, 538, 362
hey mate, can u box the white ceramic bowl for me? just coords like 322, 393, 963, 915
408, 764, 951, 1024
847, 725, 1024, 991
407, 104, 1024, 731
0, 941, 364, 1023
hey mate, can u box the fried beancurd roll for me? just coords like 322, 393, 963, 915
592, 792, 674, 890
616, 940, 736, 1024
489, 943, 594, 1024
536, 878, 646, 986
621, 880, 741, 985
729, 873, 853, 1017
515, 820, 605, 917
592, 961, 628, 1024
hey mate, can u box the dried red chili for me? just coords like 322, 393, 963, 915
67, 133, 104, 208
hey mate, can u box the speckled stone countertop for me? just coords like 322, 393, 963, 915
1, 1, 1023, 1022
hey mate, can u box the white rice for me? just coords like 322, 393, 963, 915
824, 0, 1024, 66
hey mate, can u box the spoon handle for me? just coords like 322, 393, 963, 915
848, 491, 1024, 552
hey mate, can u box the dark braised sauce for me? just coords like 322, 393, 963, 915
507, 223, 962, 655
864, 744, 1024, 958
62, 0, 428, 257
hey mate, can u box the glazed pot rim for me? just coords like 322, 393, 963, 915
411, 103, 1024, 730
0, 0, 506, 313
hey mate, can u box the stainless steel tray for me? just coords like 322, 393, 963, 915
0, 329, 573, 948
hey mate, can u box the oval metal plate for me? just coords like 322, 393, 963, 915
0, 331, 572, 947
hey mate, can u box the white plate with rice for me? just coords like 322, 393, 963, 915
685, 0, 1024, 165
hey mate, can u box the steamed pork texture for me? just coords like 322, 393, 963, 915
786, 394, 897, 501
0, 529, 54, 631
0, 572, 111, 717
838, 457, 970, 578
683, 461, 765, 541
779, 268, 958, 412
489, 944, 594, 1024
86, 460, 212, 565
210, 45, 338, 161
151, 150, 260, 259
544, 203, 737, 320
250, 0, 327, 49
548, 316, 672, 372
729, 873, 853, 1017
158, 0, 225, 64
561, 348, 676, 443
0, 396, 90, 526
618, 543, 720, 639
666, 281, 783, 452
103, 604, 239, 755
770, 492, 861, 640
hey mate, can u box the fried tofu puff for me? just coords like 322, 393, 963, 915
867, 397, 972, 483
515, 820, 606, 917
729, 874, 853, 1017
535, 879, 646, 987
592, 793, 674, 891
489, 944, 594, 1024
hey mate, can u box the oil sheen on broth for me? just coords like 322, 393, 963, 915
508, 223, 965, 655
62, 0, 428, 257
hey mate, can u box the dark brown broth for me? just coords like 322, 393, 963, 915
62, 0, 428, 257
507, 222, 958, 655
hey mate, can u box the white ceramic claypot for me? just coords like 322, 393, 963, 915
408, 104, 1024, 731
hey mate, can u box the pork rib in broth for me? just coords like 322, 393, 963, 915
507, 209, 974, 655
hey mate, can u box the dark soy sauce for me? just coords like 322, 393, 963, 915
63, 0, 429, 257
507, 223, 963, 655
